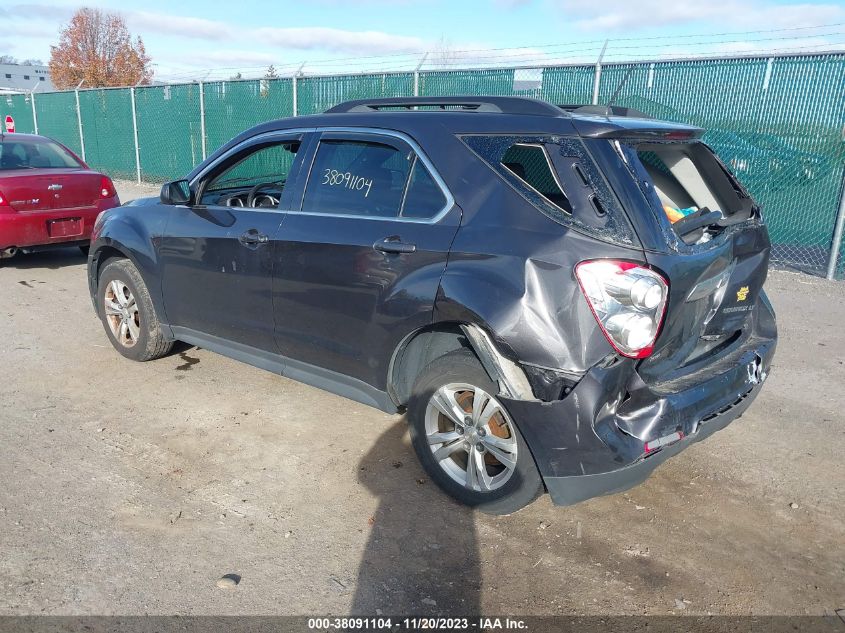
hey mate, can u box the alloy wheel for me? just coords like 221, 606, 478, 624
104, 279, 140, 348
424, 383, 518, 492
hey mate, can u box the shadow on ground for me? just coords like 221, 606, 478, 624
352, 420, 481, 615
0, 247, 87, 270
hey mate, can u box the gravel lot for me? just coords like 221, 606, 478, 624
0, 181, 842, 617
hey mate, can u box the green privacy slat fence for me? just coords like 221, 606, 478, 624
297, 72, 413, 115
540, 66, 595, 105
5, 52, 844, 277
78, 89, 137, 180
33, 90, 81, 156
135, 83, 203, 182
203, 79, 294, 151
418, 68, 515, 96
2, 93, 36, 134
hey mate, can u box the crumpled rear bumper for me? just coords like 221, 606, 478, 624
536, 377, 762, 505
501, 310, 776, 506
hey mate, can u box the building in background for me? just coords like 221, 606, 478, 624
0, 63, 55, 93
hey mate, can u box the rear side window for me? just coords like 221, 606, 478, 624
303, 140, 411, 218
0, 139, 81, 170
501, 143, 571, 213
462, 134, 637, 247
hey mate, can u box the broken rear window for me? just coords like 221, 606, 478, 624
620, 141, 757, 246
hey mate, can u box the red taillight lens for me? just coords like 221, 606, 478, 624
575, 260, 668, 359
0, 189, 9, 206
100, 176, 115, 199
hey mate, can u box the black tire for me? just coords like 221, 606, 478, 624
408, 349, 544, 515
97, 259, 173, 362
79, 244, 90, 256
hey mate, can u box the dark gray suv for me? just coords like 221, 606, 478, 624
87, 97, 777, 514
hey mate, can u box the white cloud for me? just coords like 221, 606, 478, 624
556, 0, 845, 31
127, 12, 230, 40
2, 4, 429, 57
124, 11, 426, 55
253, 26, 425, 54
159, 49, 281, 70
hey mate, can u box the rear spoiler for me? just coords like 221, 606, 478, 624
571, 117, 704, 140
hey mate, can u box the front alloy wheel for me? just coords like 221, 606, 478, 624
104, 279, 140, 348
97, 258, 173, 362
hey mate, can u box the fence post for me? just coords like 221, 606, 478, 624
592, 40, 608, 105
130, 87, 141, 184
74, 83, 86, 162
199, 81, 206, 161
292, 63, 305, 117
414, 52, 429, 97
826, 166, 845, 280
30, 91, 38, 134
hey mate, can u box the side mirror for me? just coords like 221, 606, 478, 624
160, 180, 192, 205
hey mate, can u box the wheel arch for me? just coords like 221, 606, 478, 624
88, 237, 170, 336
387, 321, 537, 408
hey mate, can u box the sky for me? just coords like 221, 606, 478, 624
2, 0, 845, 81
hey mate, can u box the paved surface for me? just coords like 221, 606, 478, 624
0, 181, 842, 616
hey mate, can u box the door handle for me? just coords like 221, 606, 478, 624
373, 237, 416, 254
239, 230, 269, 246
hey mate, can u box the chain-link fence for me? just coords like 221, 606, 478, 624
3, 52, 844, 277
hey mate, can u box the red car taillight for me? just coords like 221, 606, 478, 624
575, 260, 669, 359
0, 188, 13, 213
100, 176, 116, 199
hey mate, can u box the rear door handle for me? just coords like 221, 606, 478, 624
239, 229, 269, 246
373, 237, 416, 254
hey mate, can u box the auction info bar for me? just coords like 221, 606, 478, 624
0, 616, 844, 633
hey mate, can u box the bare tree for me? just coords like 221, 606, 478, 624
431, 35, 460, 69
49, 8, 152, 89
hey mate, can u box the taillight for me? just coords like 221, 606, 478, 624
0, 189, 9, 206
100, 176, 115, 199
575, 260, 668, 359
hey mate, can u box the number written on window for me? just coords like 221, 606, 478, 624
321, 168, 373, 198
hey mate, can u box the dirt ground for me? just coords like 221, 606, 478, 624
0, 181, 842, 617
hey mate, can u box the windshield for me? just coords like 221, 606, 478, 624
0, 138, 83, 170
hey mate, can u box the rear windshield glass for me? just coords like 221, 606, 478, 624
462, 135, 637, 247
0, 139, 82, 170
621, 141, 756, 246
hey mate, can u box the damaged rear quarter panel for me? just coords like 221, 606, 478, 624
435, 159, 646, 374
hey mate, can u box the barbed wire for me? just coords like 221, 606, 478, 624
154, 22, 845, 82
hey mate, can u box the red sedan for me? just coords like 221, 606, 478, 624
0, 133, 120, 259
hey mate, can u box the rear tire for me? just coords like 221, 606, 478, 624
408, 349, 544, 515
97, 259, 172, 362
79, 245, 90, 256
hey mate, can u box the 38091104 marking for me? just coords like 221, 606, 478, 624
321, 168, 373, 197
